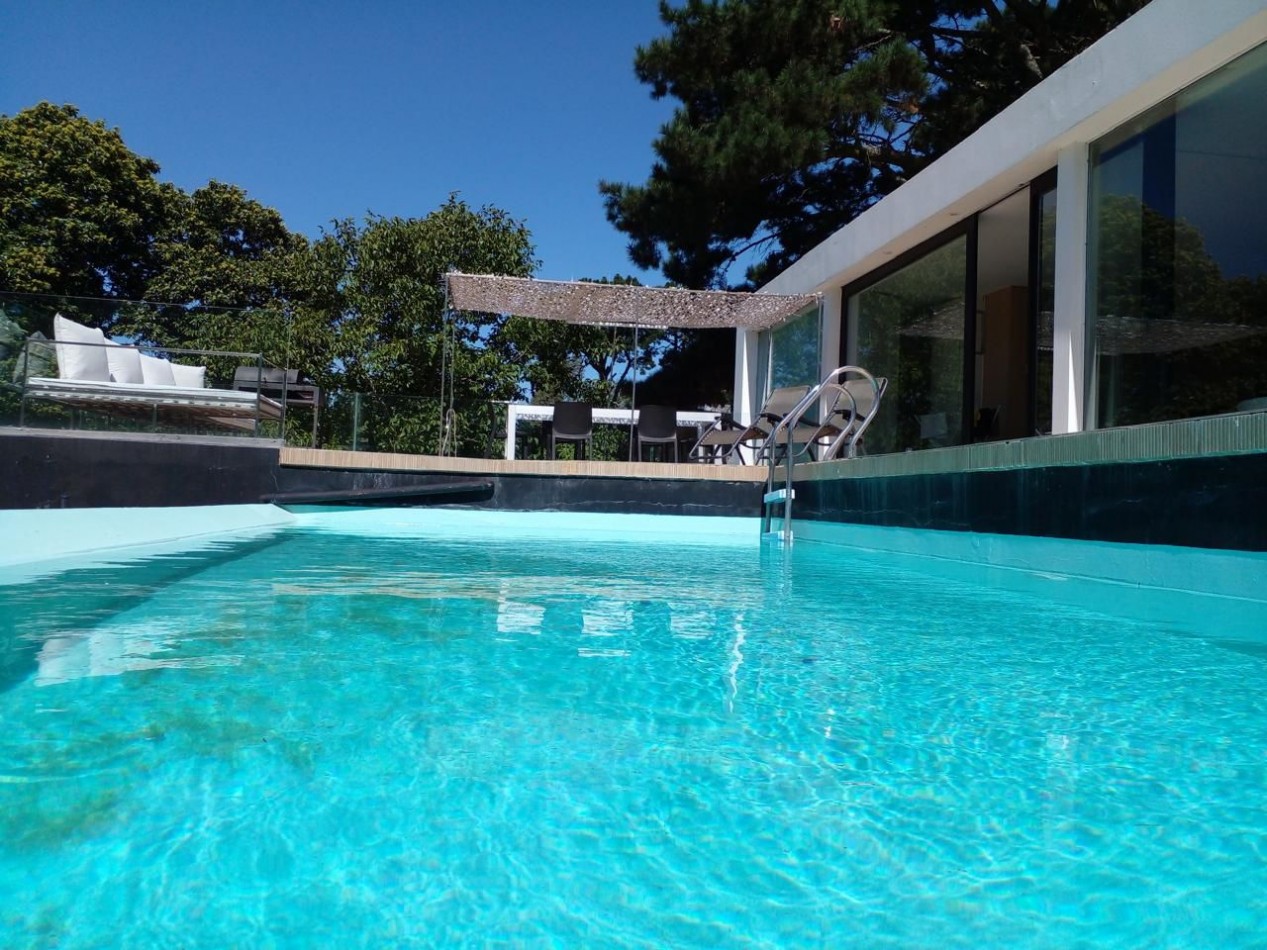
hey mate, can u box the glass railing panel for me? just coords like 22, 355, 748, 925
1, 292, 291, 440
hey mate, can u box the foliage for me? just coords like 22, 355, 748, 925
307, 197, 538, 454
601, 0, 1149, 291
490, 275, 666, 407
110, 180, 320, 389
634, 327, 735, 409
0, 103, 177, 300
0, 100, 550, 452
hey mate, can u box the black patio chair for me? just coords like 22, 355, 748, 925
636, 405, 678, 462
550, 401, 592, 460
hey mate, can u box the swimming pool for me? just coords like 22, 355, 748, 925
2, 508, 1266, 946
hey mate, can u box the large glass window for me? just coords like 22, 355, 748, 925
1089, 42, 1267, 427
850, 235, 967, 453
760, 306, 821, 396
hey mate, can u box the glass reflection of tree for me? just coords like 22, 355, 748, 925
856, 237, 966, 452
769, 309, 821, 390
1094, 195, 1267, 426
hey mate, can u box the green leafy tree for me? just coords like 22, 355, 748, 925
145, 181, 311, 313
601, 0, 1148, 291
634, 327, 735, 409
112, 180, 321, 392
491, 275, 664, 407
310, 197, 538, 454
0, 102, 178, 301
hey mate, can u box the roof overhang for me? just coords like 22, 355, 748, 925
760, 0, 1267, 298
445, 272, 818, 331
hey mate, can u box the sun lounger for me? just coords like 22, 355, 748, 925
757, 368, 888, 470
690, 385, 811, 463
825, 375, 887, 457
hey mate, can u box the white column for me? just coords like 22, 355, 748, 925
845, 294, 859, 365
819, 293, 841, 381
733, 329, 760, 425
1052, 142, 1090, 434
503, 405, 520, 460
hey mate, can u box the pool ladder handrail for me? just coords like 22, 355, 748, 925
759, 366, 885, 543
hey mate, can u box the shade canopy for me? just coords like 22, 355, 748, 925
445, 272, 819, 330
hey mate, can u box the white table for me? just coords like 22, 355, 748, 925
503, 404, 720, 460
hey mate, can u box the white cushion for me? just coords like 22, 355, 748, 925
53, 314, 110, 382
170, 363, 206, 388
139, 353, 177, 386
105, 340, 144, 384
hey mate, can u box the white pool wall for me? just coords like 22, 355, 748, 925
0, 504, 296, 574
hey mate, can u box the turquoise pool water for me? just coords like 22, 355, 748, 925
2, 509, 1266, 947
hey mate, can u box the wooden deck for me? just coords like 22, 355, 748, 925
279, 447, 769, 482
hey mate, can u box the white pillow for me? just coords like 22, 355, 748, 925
170, 363, 207, 389
105, 340, 144, 384
139, 353, 177, 386
53, 314, 110, 381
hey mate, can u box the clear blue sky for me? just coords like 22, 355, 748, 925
0, 1, 675, 282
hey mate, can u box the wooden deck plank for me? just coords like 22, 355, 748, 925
279, 447, 769, 482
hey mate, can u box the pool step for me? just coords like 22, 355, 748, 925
763, 487, 794, 505
760, 486, 794, 542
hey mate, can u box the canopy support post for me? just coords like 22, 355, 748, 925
628, 324, 640, 462
438, 272, 457, 457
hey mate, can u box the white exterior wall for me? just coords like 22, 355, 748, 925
743, 0, 1267, 424
733, 329, 760, 425
819, 293, 842, 385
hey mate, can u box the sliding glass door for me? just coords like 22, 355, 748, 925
845, 234, 969, 454
1088, 41, 1267, 427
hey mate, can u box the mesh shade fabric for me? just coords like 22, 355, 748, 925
446, 273, 818, 330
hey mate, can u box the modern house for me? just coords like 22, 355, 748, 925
738, 0, 1267, 552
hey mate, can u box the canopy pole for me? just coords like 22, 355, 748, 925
628, 324, 639, 461
438, 273, 456, 456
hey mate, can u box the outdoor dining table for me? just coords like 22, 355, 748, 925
502, 403, 720, 461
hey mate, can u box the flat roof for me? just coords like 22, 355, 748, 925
760, 0, 1267, 299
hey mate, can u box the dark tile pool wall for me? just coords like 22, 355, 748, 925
2, 432, 281, 509
793, 452, 1267, 552
0, 432, 761, 517
9, 431, 1262, 546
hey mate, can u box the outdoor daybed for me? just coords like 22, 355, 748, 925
17, 315, 283, 434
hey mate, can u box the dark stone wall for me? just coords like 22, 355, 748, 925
793, 452, 1267, 551
273, 461, 762, 516
12, 431, 1261, 547
482, 473, 759, 516
1, 433, 282, 509
0, 432, 762, 517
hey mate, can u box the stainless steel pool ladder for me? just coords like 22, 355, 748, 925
760, 366, 886, 543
